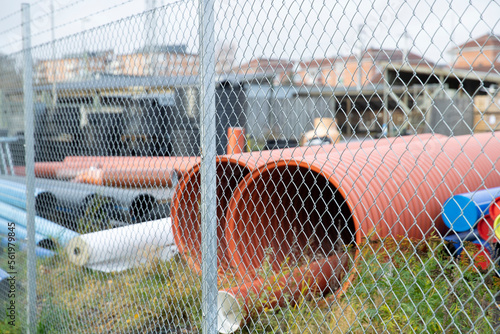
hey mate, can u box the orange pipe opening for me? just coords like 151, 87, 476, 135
489, 197, 500, 220
477, 214, 498, 243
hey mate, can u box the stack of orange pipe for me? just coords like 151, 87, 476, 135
72, 167, 178, 188
20, 156, 200, 188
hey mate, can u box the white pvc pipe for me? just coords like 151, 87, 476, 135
65, 217, 177, 272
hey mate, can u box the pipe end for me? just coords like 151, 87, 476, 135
217, 291, 243, 334
494, 215, 500, 239
66, 236, 90, 266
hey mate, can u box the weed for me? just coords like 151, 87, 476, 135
77, 195, 114, 234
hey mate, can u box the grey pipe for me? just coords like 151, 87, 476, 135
0, 175, 173, 224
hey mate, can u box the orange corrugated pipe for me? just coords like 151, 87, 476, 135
171, 135, 430, 275
62, 156, 200, 175
171, 153, 285, 274
72, 167, 178, 188
227, 127, 246, 155
224, 132, 500, 292
31, 156, 200, 181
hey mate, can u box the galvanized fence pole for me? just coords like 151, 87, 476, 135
22, 3, 37, 333
199, 0, 218, 333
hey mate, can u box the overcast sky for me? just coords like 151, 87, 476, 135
1, 0, 499, 65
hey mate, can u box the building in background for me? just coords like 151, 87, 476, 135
34, 45, 199, 83
34, 50, 114, 84
450, 33, 500, 133
296, 49, 433, 88
235, 58, 296, 86
450, 33, 500, 73
111, 45, 199, 77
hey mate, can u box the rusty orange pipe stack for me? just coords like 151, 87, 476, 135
26, 156, 200, 186
72, 167, 178, 188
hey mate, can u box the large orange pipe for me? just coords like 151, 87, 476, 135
171, 135, 436, 274
224, 133, 500, 283
171, 142, 376, 274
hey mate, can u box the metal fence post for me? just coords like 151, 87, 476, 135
22, 3, 37, 333
199, 0, 217, 333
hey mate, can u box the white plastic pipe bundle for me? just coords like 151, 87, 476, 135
65, 217, 177, 272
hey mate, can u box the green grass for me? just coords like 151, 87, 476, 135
343, 237, 499, 333
2, 235, 499, 333
36, 251, 202, 334
235, 236, 499, 333
0, 244, 27, 334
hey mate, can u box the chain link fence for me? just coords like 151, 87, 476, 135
0, 0, 499, 333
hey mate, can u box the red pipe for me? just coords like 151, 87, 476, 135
489, 197, 500, 220
460, 243, 493, 272
477, 214, 497, 243
224, 133, 500, 285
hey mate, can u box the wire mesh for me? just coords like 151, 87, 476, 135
0, 0, 499, 333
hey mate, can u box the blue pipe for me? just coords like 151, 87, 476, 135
0, 237, 55, 258
0, 217, 53, 248
442, 187, 500, 232
0, 179, 57, 213
0, 267, 8, 280
449, 239, 493, 258
443, 229, 483, 257
0, 202, 78, 246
